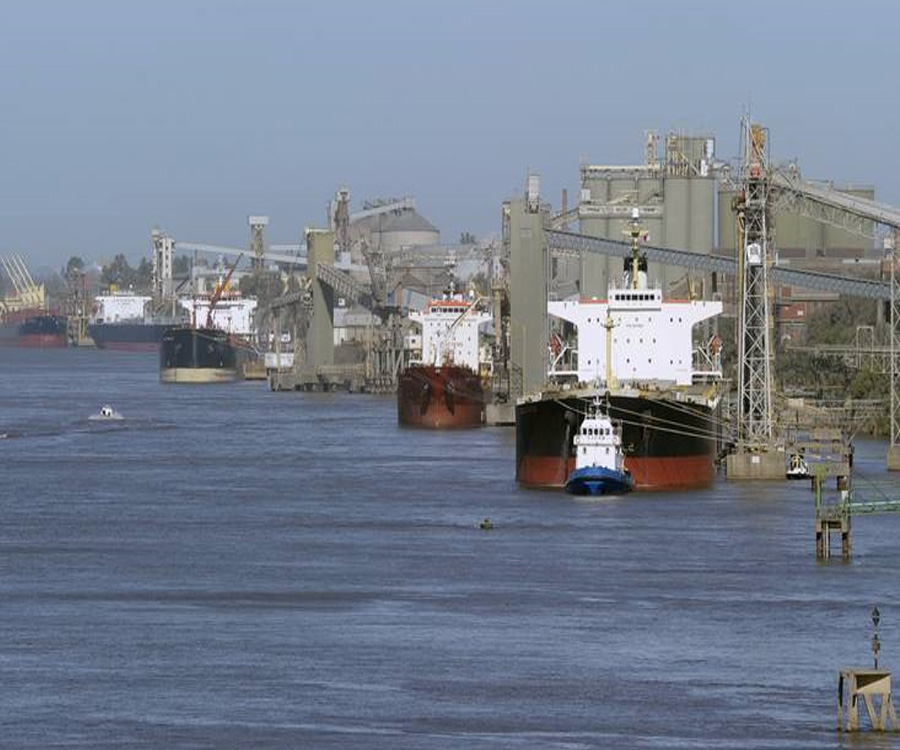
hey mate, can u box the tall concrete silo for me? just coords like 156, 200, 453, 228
578, 131, 716, 296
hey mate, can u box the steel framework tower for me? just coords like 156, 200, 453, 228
891, 232, 900, 468
735, 121, 774, 450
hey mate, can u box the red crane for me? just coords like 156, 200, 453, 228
205, 253, 243, 329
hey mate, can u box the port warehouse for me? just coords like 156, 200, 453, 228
559, 133, 878, 338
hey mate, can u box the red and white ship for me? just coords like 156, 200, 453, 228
516, 211, 724, 491
397, 293, 491, 428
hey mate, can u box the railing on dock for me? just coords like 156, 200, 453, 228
814, 472, 900, 560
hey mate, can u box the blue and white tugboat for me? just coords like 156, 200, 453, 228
565, 399, 634, 496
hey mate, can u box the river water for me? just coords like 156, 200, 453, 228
2, 348, 899, 748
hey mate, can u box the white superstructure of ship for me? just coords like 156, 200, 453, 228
179, 294, 258, 336
573, 401, 628, 475
92, 292, 153, 324
408, 292, 491, 372
548, 210, 723, 388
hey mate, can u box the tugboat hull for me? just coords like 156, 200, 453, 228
565, 466, 633, 496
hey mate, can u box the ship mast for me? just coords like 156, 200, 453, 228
626, 207, 644, 290
603, 313, 617, 391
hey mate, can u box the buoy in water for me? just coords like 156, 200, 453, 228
479, 518, 493, 531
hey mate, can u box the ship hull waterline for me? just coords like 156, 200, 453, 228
397, 365, 485, 429
90, 322, 174, 352
159, 327, 240, 385
516, 393, 718, 492
565, 466, 634, 496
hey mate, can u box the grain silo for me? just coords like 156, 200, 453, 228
578, 131, 716, 296
367, 208, 440, 253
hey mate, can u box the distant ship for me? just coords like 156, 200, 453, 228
159, 326, 240, 383
88, 293, 184, 352
397, 292, 491, 428
516, 211, 724, 491
159, 259, 258, 384
0, 310, 68, 348
0, 254, 66, 348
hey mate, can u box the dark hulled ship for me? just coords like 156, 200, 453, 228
517, 385, 719, 490
398, 295, 491, 428
89, 293, 185, 351
159, 326, 239, 383
0, 311, 68, 348
515, 212, 724, 491
90, 321, 172, 351
159, 256, 258, 383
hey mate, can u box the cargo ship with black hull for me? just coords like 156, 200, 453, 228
88, 293, 184, 352
398, 293, 491, 428
516, 211, 724, 491
90, 321, 172, 351
159, 256, 258, 384
159, 326, 239, 383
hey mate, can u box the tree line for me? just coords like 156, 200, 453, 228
64, 254, 192, 291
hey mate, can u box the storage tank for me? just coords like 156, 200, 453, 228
689, 175, 715, 252
717, 187, 738, 255
578, 172, 609, 295
822, 186, 874, 257
607, 177, 635, 287
370, 209, 440, 252
662, 177, 691, 290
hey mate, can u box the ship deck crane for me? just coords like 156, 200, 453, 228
205, 253, 243, 329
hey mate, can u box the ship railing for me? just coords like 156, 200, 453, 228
549, 368, 580, 379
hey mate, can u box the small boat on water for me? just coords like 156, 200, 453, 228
565, 399, 633, 496
786, 452, 810, 480
89, 404, 123, 421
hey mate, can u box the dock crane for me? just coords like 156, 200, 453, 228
731, 120, 900, 472
204, 253, 243, 329
0, 253, 46, 314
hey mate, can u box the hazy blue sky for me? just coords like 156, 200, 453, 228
1, 0, 897, 269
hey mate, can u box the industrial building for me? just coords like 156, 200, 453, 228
574, 132, 717, 297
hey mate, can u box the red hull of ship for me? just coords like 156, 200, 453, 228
14, 333, 68, 349
517, 454, 715, 492
397, 365, 484, 428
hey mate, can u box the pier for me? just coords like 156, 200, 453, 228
814, 474, 900, 560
